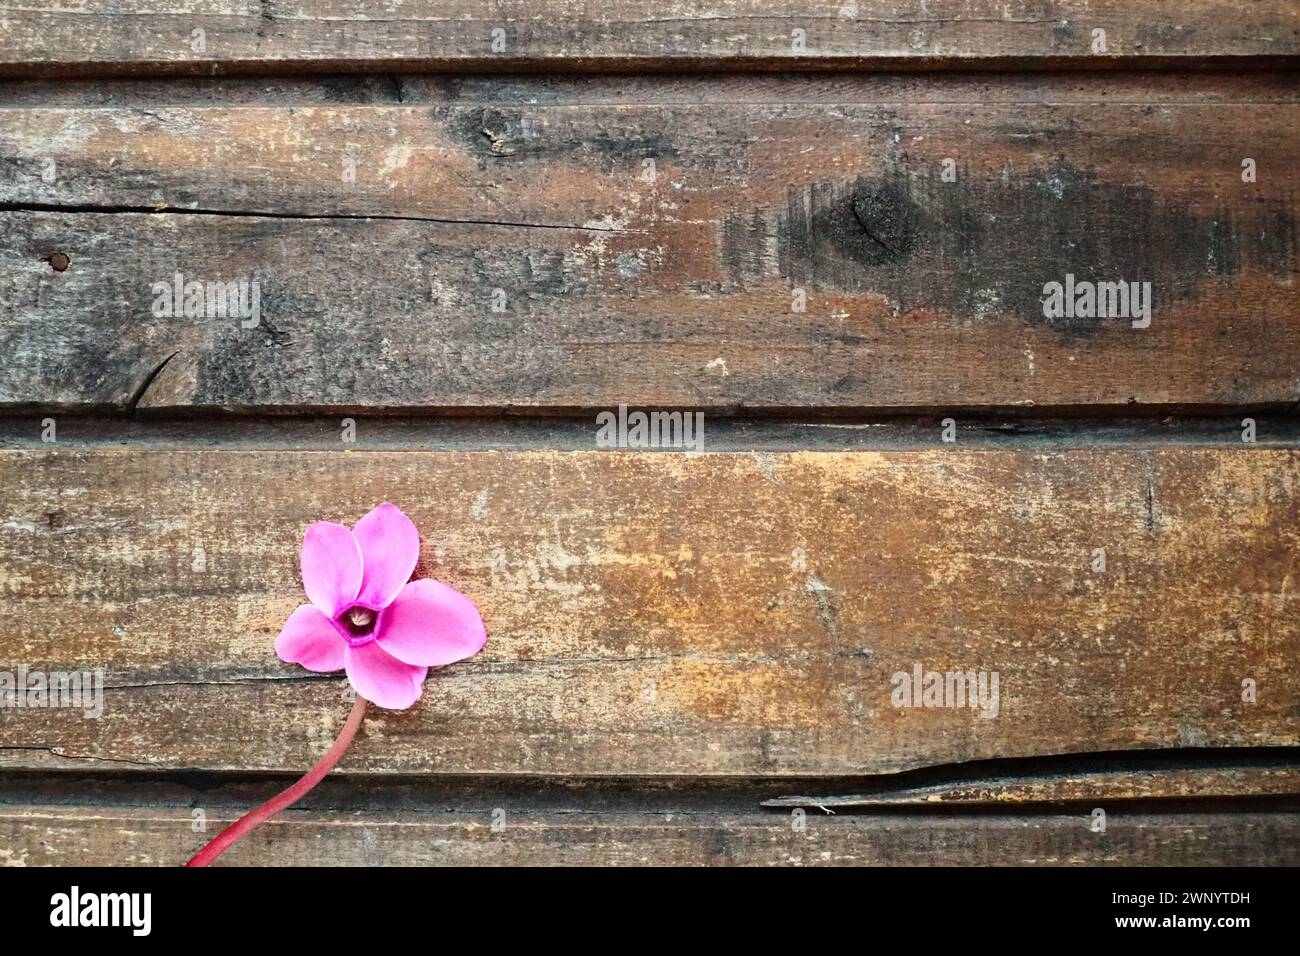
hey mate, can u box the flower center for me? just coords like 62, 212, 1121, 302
341, 605, 377, 643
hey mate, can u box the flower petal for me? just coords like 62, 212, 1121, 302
352, 502, 421, 609
345, 640, 428, 710
376, 579, 488, 667
275, 605, 346, 673
301, 521, 363, 616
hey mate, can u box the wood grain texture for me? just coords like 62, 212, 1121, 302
1, 81, 1297, 412
1, 446, 1296, 776
1, 805, 1296, 866
6, 71, 1299, 108
0, 1, 1296, 77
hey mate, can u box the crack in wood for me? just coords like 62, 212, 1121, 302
127, 351, 178, 415
0, 745, 160, 769
0, 200, 622, 234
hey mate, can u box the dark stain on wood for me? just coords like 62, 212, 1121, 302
732, 159, 1299, 337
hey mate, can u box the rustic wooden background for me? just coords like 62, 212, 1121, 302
0, 1, 1297, 865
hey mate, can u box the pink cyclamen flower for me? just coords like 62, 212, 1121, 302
187, 502, 485, 865
275, 502, 486, 710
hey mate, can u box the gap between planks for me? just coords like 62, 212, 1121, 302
1, 413, 1298, 452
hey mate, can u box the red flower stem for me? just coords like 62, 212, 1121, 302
185, 695, 368, 867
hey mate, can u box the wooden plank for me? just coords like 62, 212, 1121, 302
2, 804, 1297, 866
6, 71, 1300, 109
0, 1, 1296, 77
1, 446, 1296, 776
1, 86, 1297, 412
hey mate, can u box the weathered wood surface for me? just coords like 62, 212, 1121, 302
2, 805, 1296, 866
2, 79, 1297, 412
1, 446, 1296, 775
6, 71, 1298, 108
764, 765, 1300, 807
1, 1, 1297, 78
